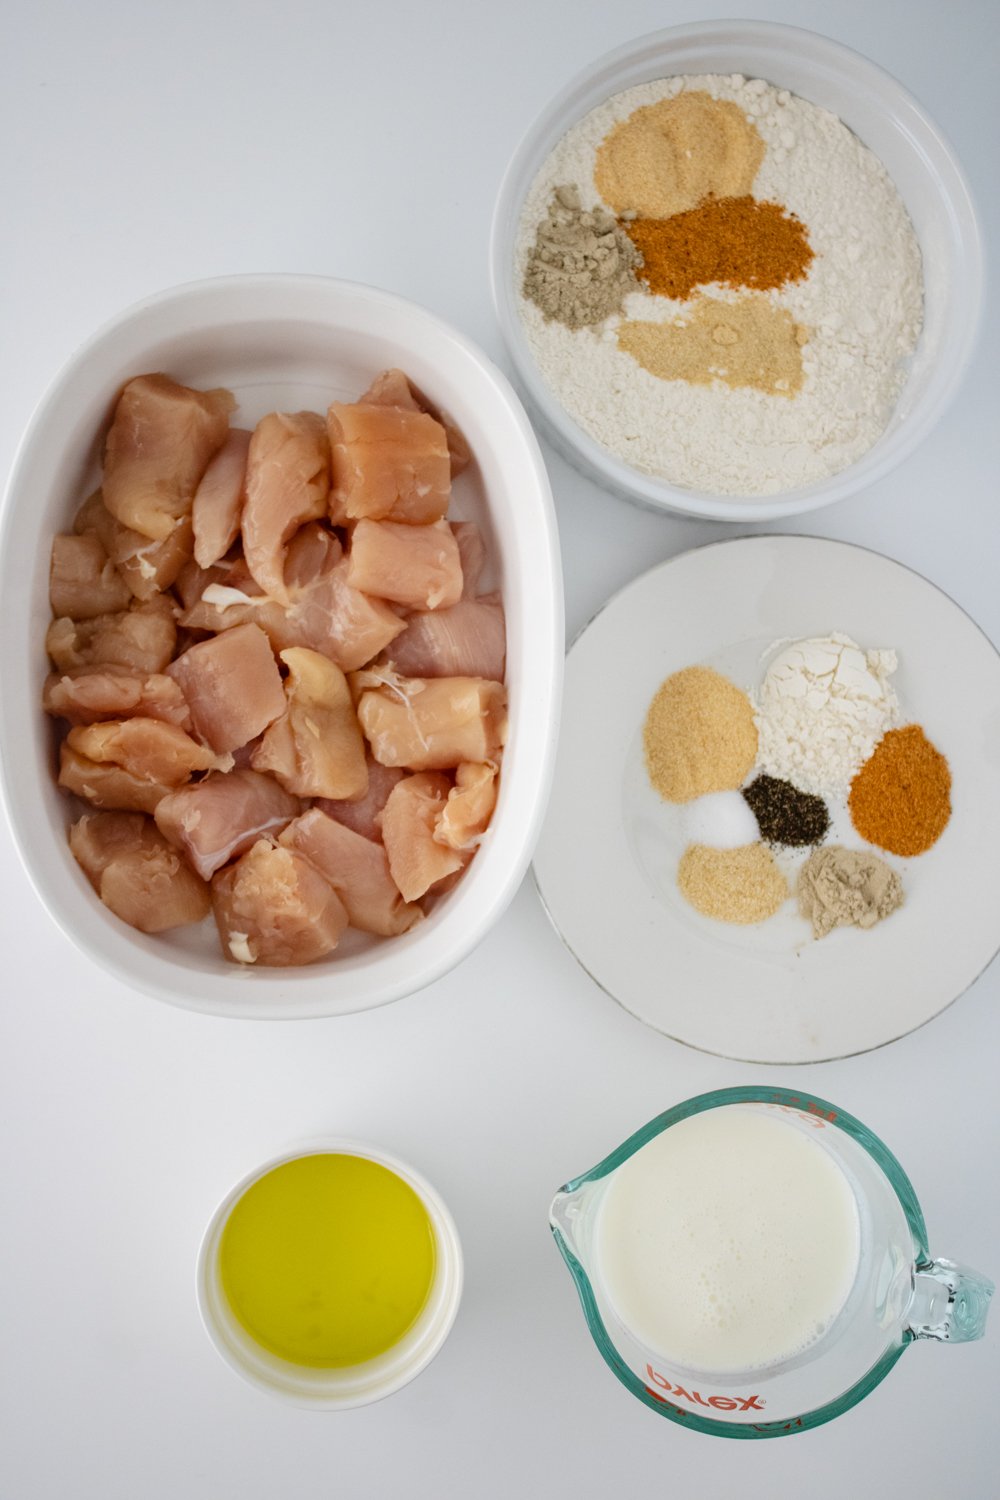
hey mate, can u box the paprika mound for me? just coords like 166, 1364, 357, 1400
624, 195, 814, 302
848, 724, 951, 857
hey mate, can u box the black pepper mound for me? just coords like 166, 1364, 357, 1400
742, 774, 830, 849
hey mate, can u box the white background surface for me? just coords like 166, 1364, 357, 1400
1, 1, 997, 1495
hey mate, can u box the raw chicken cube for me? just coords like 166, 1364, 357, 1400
360, 369, 471, 477
279, 808, 421, 936
66, 717, 222, 785
250, 648, 368, 799
386, 594, 506, 681
103, 374, 234, 540
315, 757, 405, 842
69, 810, 210, 932
212, 840, 348, 966
167, 622, 285, 752
242, 412, 330, 601
354, 671, 507, 770
59, 746, 173, 814
451, 521, 486, 596
434, 761, 498, 850
381, 773, 465, 901
154, 768, 300, 880
43, 665, 192, 729
192, 428, 251, 569
75, 490, 193, 601
347, 518, 463, 611
328, 400, 450, 525
46, 595, 176, 674
49, 533, 130, 619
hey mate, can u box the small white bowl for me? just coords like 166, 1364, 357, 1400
0, 275, 563, 1016
196, 1139, 463, 1408
491, 20, 982, 522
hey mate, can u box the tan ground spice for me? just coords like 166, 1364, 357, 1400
619, 298, 808, 396
624, 196, 814, 301
595, 92, 765, 218
797, 845, 903, 939
522, 184, 641, 329
848, 724, 952, 856
643, 665, 758, 803
678, 842, 788, 924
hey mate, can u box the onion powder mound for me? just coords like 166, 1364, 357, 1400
644, 665, 758, 803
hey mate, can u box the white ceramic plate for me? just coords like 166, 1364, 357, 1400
533, 536, 1000, 1063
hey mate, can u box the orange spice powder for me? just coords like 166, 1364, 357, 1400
848, 725, 952, 857
624, 195, 814, 302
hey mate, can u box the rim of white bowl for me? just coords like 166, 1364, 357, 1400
490, 19, 984, 521
0, 273, 563, 1017
196, 1137, 464, 1408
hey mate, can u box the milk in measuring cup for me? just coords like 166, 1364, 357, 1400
596, 1107, 861, 1374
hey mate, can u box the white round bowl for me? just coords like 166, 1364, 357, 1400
490, 20, 983, 522
196, 1138, 463, 1408
0, 274, 563, 1017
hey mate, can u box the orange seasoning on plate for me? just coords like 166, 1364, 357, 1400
848, 724, 951, 857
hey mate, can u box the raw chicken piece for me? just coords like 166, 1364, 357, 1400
316, 757, 405, 842
212, 840, 348, 966
177, 555, 264, 632
173, 558, 229, 612
167, 622, 285, 752
381, 773, 465, 901
250, 648, 367, 799
434, 761, 498, 850
386, 594, 505, 681
66, 718, 222, 785
279, 808, 421, 936
327, 400, 450, 525
283, 521, 343, 585
452, 522, 485, 596
360, 369, 471, 477
43, 665, 192, 729
46, 595, 176, 674
103, 374, 234, 541
192, 428, 251, 568
154, 768, 300, 880
69, 811, 210, 932
354, 671, 507, 770
49, 533, 130, 619
242, 412, 329, 601
347, 519, 463, 611
75, 490, 194, 601
59, 746, 173, 813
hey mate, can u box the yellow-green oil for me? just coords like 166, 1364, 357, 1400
218, 1153, 437, 1368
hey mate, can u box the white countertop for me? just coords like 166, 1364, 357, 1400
2, 1, 998, 1495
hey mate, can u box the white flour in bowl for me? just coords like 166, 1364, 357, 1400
515, 75, 923, 495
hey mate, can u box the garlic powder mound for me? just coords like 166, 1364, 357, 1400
644, 665, 758, 802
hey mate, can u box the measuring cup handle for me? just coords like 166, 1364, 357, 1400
906, 1258, 995, 1343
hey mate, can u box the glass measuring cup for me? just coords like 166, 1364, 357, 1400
550, 1086, 992, 1438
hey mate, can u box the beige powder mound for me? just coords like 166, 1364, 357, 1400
619, 297, 808, 397
797, 845, 904, 939
594, 91, 765, 218
678, 843, 788, 924
643, 665, 758, 803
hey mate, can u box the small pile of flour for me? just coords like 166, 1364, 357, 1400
515, 73, 924, 495
752, 634, 899, 795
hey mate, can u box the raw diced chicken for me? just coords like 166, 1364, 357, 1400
354, 671, 507, 770
360, 369, 471, 477
46, 595, 176, 674
385, 594, 506, 681
74, 490, 193, 601
69, 810, 210, 932
328, 400, 450, 524
280, 808, 421, 936
103, 374, 234, 540
173, 559, 229, 612
43, 665, 192, 729
381, 773, 466, 901
212, 840, 348, 966
316, 757, 405, 842
452, 522, 485, 596
347, 518, 463, 611
66, 717, 222, 784
59, 746, 173, 813
283, 522, 343, 585
49, 533, 131, 619
250, 648, 367, 799
434, 761, 498, 850
242, 412, 329, 601
192, 428, 251, 569
154, 768, 300, 880
167, 622, 285, 752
